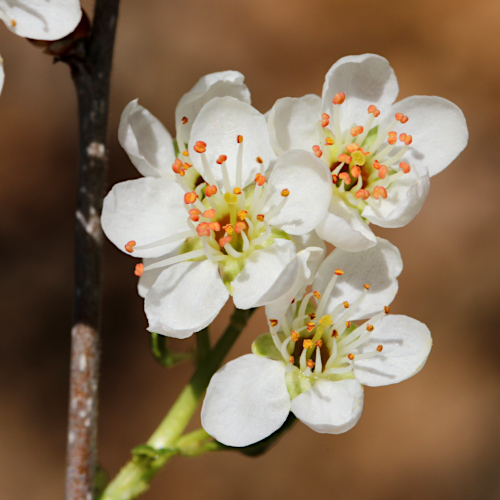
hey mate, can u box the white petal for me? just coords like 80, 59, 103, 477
264, 150, 332, 235
118, 100, 176, 179
267, 94, 321, 154
313, 237, 402, 320
3, 0, 82, 40
231, 239, 298, 309
265, 246, 325, 327
189, 97, 275, 189
101, 178, 190, 258
354, 315, 432, 387
137, 253, 178, 298
362, 167, 430, 228
386, 95, 468, 177
145, 260, 229, 339
291, 231, 327, 254
315, 196, 377, 252
291, 379, 363, 434
202, 354, 290, 447
321, 54, 399, 129
0, 55, 4, 95
176, 71, 251, 141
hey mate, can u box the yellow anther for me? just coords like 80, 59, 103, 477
303, 339, 313, 349
237, 135, 243, 143
376, 345, 383, 352
315, 339, 323, 348
345, 321, 351, 328
281, 189, 290, 197
182, 150, 189, 157
313, 290, 322, 300
223, 224, 234, 234
308, 313, 316, 320
306, 322, 315, 332
291, 331, 299, 342
306, 359, 315, 368
237, 210, 248, 220
363, 283, 370, 290
366, 324, 374, 332
256, 156, 263, 164
325, 137, 334, 145
347, 353, 355, 360
343, 301, 349, 308
289, 355, 295, 364
233, 187, 242, 195
256, 214, 265, 221
269, 319, 278, 327
332, 329, 339, 338
334, 269, 344, 275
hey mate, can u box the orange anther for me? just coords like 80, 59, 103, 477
355, 189, 370, 200
303, 339, 313, 349
322, 113, 330, 127
208, 222, 221, 232
376, 345, 384, 352
332, 92, 345, 105
233, 187, 242, 195
306, 359, 315, 369
373, 159, 381, 170
368, 104, 380, 117
313, 290, 322, 300
343, 301, 349, 308
338, 153, 352, 164
291, 331, 300, 342
346, 143, 360, 153
395, 113, 408, 123
289, 356, 295, 364
403, 134, 412, 145
234, 221, 247, 233
189, 208, 201, 221
134, 263, 144, 277
256, 156, 263, 164
351, 165, 361, 178
312, 145, 323, 158
182, 150, 189, 157
325, 137, 334, 146
399, 133, 407, 142
347, 353, 355, 361
331, 174, 339, 184
223, 224, 234, 235
237, 210, 248, 220
373, 186, 388, 200
315, 339, 323, 348
196, 222, 210, 237
306, 322, 315, 332
363, 283, 370, 290
203, 209, 215, 219
172, 158, 183, 174
184, 192, 197, 204
339, 172, 351, 184
11, 19, 17, 27
399, 161, 411, 174
254, 173, 266, 186
335, 269, 344, 275
281, 189, 290, 197
350, 125, 364, 137
345, 321, 351, 328
384, 306, 390, 314
378, 164, 389, 179
205, 185, 218, 197
216, 154, 227, 164
256, 214, 265, 221
366, 324, 374, 332
181, 116, 188, 124
270, 319, 278, 327
125, 241, 136, 253
183, 162, 193, 170
388, 131, 397, 145
332, 329, 339, 338
219, 235, 232, 247
237, 135, 243, 143
194, 141, 206, 153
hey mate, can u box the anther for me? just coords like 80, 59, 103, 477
363, 283, 370, 290
346, 143, 360, 153
399, 161, 411, 174
338, 153, 352, 164
219, 235, 232, 247
345, 321, 351, 328
368, 104, 380, 117
11, 19, 17, 27
125, 241, 136, 253
332, 329, 339, 338
373, 186, 388, 200
233, 187, 242, 195
291, 331, 300, 342
134, 263, 144, 277
237, 135, 243, 143
182, 150, 189, 157
172, 158, 183, 174
315, 340, 323, 348
339, 172, 351, 184
366, 324, 374, 332
203, 209, 215, 218
395, 113, 408, 123
403, 134, 412, 145
350, 126, 364, 137
256, 214, 265, 222
313, 290, 322, 300
189, 208, 201, 221
217, 155, 227, 164
351, 166, 361, 178
376, 345, 383, 352
281, 189, 290, 197
205, 185, 218, 197
303, 339, 313, 349
332, 92, 345, 105
335, 269, 344, 275
270, 319, 278, 327
378, 164, 389, 179
308, 313, 316, 320
237, 210, 248, 220
183, 162, 192, 170
384, 306, 390, 313
254, 173, 266, 186
184, 192, 198, 204
234, 221, 246, 233
194, 141, 207, 153
343, 301, 349, 308
325, 137, 334, 146
181, 117, 188, 124
256, 156, 263, 164
307, 359, 315, 368
312, 145, 323, 158
347, 353, 355, 360
388, 131, 397, 145
332, 174, 338, 184
306, 322, 315, 332
355, 189, 370, 200
208, 222, 220, 232
223, 224, 234, 234
196, 223, 210, 237
289, 356, 295, 364
322, 113, 330, 127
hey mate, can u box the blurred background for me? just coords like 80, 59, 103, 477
1, 0, 499, 498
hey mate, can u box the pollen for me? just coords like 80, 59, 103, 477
368, 104, 380, 117
194, 141, 206, 153
256, 214, 265, 221
363, 283, 370, 290
313, 290, 322, 300
303, 339, 313, 349
233, 187, 242, 195
355, 189, 370, 200
256, 156, 263, 164
134, 263, 144, 277
373, 186, 388, 200
189, 208, 201, 221
315, 339, 323, 348
237, 135, 243, 143
376, 345, 384, 352
388, 131, 397, 145
289, 356, 295, 364
312, 145, 323, 158
332, 92, 345, 105
237, 210, 248, 220
400, 161, 411, 174
234, 221, 247, 233
270, 319, 278, 327
224, 192, 238, 205
384, 306, 390, 314
205, 185, 218, 197
291, 331, 300, 342
347, 353, 355, 360
325, 137, 334, 146
181, 116, 188, 124
125, 241, 136, 253
254, 173, 266, 186
184, 192, 197, 204
306, 322, 315, 332
343, 301, 349, 308
335, 269, 344, 275
217, 155, 227, 164
322, 113, 330, 127
307, 359, 315, 369
281, 189, 290, 197
338, 153, 352, 164
350, 125, 364, 137
366, 324, 374, 332
219, 235, 232, 247
203, 209, 215, 219
223, 224, 234, 234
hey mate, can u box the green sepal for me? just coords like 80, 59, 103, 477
251, 332, 282, 361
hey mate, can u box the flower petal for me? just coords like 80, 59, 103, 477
202, 354, 290, 447
362, 167, 430, 228
354, 315, 432, 387
145, 260, 229, 339
101, 177, 190, 258
3, 0, 82, 40
189, 97, 275, 189
313, 237, 402, 320
264, 150, 332, 235
137, 253, 178, 298
0, 56, 4, 95
267, 94, 321, 154
321, 54, 399, 129
231, 239, 298, 309
118, 100, 176, 179
291, 379, 364, 434
175, 71, 251, 141
387, 95, 468, 177
315, 196, 377, 252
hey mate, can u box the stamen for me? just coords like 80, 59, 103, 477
234, 221, 246, 233
332, 92, 345, 105
399, 161, 411, 173
312, 145, 323, 158
368, 104, 380, 117
134, 263, 144, 277
219, 235, 232, 248
388, 132, 397, 145
202, 209, 215, 219
205, 185, 218, 197
355, 189, 370, 200
322, 113, 330, 127
184, 192, 197, 204
325, 137, 334, 146
281, 189, 290, 197
143, 248, 206, 271
373, 186, 388, 200
181, 117, 188, 124
194, 141, 207, 154
189, 208, 201, 221
395, 113, 408, 123
291, 331, 300, 342
254, 173, 266, 186
306, 359, 315, 369
350, 126, 364, 137
125, 241, 136, 253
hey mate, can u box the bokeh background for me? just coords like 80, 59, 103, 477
1, 0, 499, 498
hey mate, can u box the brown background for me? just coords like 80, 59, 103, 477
0, 0, 499, 498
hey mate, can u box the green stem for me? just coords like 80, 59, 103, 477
195, 328, 210, 365
150, 333, 192, 368
100, 308, 255, 500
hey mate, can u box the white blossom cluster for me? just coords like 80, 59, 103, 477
102, 54, 468, 446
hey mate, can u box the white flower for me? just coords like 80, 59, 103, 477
102, 96, 332, 339
0, 0, 82, 94
268, 54, 468, 252
201, 239, 432, 446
